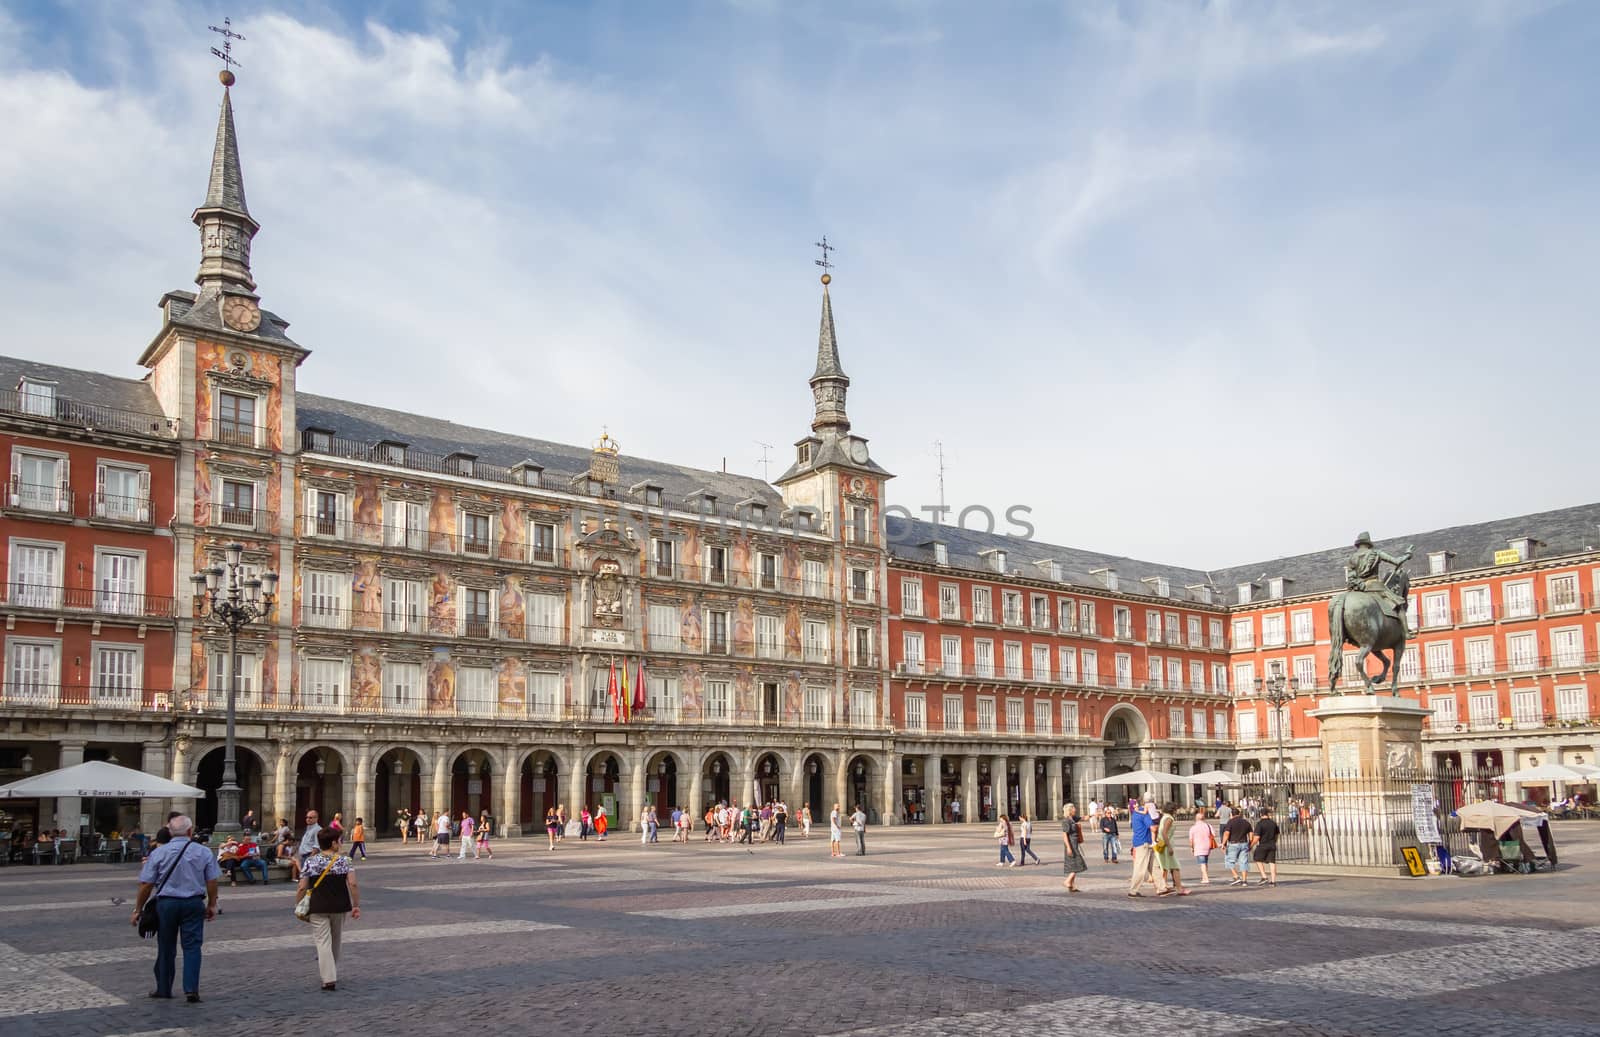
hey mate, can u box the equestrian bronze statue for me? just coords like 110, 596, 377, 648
1327, 532, 1413, 696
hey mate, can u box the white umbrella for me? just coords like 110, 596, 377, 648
1089, 769, 1198, 787
1498, 763, 1591, 784
1455, 799, 1541, 838
1564, 762, 1600, 778
1190, 769, 1241, 785
0, 760, 202, 799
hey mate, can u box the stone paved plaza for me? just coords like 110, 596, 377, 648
2, 824, 1598, 1037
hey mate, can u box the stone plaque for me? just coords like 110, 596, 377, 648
590, 629, 625, 645
206, 723, 268, 740
1328, 741, 1360, 776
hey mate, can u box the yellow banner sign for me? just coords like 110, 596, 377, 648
1401, 845, 1427, 877
1493, 549, 1521, 566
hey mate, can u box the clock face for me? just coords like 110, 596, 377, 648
222, 296, 261, 333
849, 440, 869, 464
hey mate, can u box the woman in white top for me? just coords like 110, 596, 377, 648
801, 803, 813, 839
828, 803, 843, 858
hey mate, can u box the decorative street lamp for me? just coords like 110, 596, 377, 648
1254, 672, 1301, 810
190, 542, 277, 835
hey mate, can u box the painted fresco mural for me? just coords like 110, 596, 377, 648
426, 651, 455, 711
496, 656, 527, 712
499, 581, 526, 640
350, 650, 381, 710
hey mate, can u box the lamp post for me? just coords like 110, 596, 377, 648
190, 542, 277, 835
1254, 672, 1300, 811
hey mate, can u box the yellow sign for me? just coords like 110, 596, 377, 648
1493, 549, 1521, 566
1401, 845, 1427, 877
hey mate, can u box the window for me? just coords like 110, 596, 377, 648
1465, 638, 1495, 676
1031, 644, 1050, 682
1233, 662, 1255, 695
458, 666, 495, 717
1262, 614, 1285, 647
943, 694, 964, 732
1293, 656, 1316, 690
1237, 583, 1253, 605
1164, 612, 1180, 645
218, 479, 258, 529
1555, 686, 1588, 722
1114, 606, 1133, 640
1080, 649, 1098, 686
460, 587, 492, 638
803, 559, 826, 597
1003, 642, 1023, 680
9, 449, 68, 512
804, 685, 830, 725
1265, 704, 1285, 741
977, 697, 996, 732
757, 614, 783, 660
1503, 581, 1533, 619
1429, 694, 1458, 729
850, 689, 875, 727
306, 488, 347, 539
97, 463, 150, 522
92, 644, 141, 706
1187, 615, 1202, 647
1034, 700, 1052, 734
1290, 610, 1313, 644
385, 499, 428, 550
905, 693, 926, 731
973, 587, 993, 623
1428, 552, 1451, 576
383, 578, 425, 634
1059, 599, 1076, 632
1114, 653, 1132, 689
652, 539, 677, 578
1211, 663, 1227, 694
647, 604, 681, 653
850, 568, 871, 602
1425, 641, 1455, 679
802, 619, 828, 662
902, 632, 924, 674
648, 676, 680, 722
1511, 688, 1541, 729
5, 638, 59, 702
1002, 591, 1023, 626
383, 661, 422, 713
7, 540, 59, 607
1421, 592, 1451, 629
1506, 631, 1537, 671
529, 671, 560, 719
1231, 618, 1253, 650
758, 553, 778, 590
939, 584, 961, 619
852, 625, 873, 667
1460, 587, 1492, 624
1148, 657, 1163, 690
1213, 710, 1228, 737
973, 639, 994, 678
89, 548, 145, 616
210, 650, 257, 702
1398, 650, 1420, 682
452, 512, 488, 556
1145, 611, 1161, 643
1060, 701, 1078, 736
1468, 692, 1497, 730
705, 545, 728, 584
707, 610, 730, 655
302, 657, 344, 712
17, 377, 56, 416
1209, 619, 1224, 650
931, 542, 948, 565
1186, 660, 1202, 692
1547, 574, 1581, 612
901, 577, 923, 616
1169, 708, 1185, 737
527, 592, 563, 644
941, 635, 962, 677
1267, 577, 1284, 599
1408, 594, 1421, 634
1058, 646, 1076, 684
848, 506, 870, 544
706, 679, 730, 722
303, 569, 349, 629
1552, 628, 1584, 667
216, 390, 257, 446
374, 442, 407, 465
1192, 709, 1207, 739
1236, 711, 1258, 742
1006, 698, 1024, 732
1028, 595, 1050, 629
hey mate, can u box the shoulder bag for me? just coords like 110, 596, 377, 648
137, 839, 196, 938
295, 855, 340, 922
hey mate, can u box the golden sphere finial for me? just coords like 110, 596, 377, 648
820, 272, 831, 286
219, 69, 236, 87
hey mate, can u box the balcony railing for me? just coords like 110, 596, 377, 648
93, 492, 153, 524
204, 418, 270, 449
0, 583, 178, 619
6, 478, 73, 515
209, 504, 276, 534
0, 387, 175, 439
894, 661, 1228, 696
1423, 712, 1597, 734
1, 683, 171, 710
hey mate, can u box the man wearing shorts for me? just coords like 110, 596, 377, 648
1251, 805, 1281, 887
430, 810, 452, 859
1221, 809, 1253, 887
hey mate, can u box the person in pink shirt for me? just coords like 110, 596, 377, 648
1188, 806, 1218, 885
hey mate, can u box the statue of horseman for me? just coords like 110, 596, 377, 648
1328, 532, 1413, 696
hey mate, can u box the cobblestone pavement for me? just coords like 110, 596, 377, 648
2, 824, 1597, 1037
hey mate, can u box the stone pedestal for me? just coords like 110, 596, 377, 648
1307, 695, 1430, 868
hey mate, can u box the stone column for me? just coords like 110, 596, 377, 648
1178, 758, 1194, 807
1045, 757, 1064, 818
988, 755, 1006, 820
568, 753, 588, 819
169, 736, 195, 821
1082, 755, 1104, 812
925, 753, 943, 824
140, 742, 170, 835
1021, 755, 1037, 819
271, 741, 293, 827
431, 743, 450, 817
628, 748, 648, 832
353, 743, 373, 834
689, 753, 706, 819
787, 756, 807, 816
833, 756, 849, 814
961, 755, 978, 822
501, 749, 521, 837
882, 753, 898, 826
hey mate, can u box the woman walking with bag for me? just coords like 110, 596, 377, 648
297, 828, 359, 991
1017, 813, 1042, 866
995, 815, 1016, 867
1061, 803, 1088, 892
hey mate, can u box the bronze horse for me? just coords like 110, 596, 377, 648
1327, 567, 1410, 696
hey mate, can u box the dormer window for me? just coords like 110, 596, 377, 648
1267, 577, 1284, 599
16, 377, 57, 417
303, 428, 334, 453
1237, 582, 1253, 605
1509, 537, 1536, 562
444, 452, 476, 478
981, 549, 1005, 574
1188, 585, 1212, 605
1143, 576, 1170, 598
797, 442, 812, 465
512, 461, 544, 488
1428, 551, 1452, 576
933, 543, 948, 566
373, 440, 407, 466
1091, 567, 1117, 591
647, 487, 663, 506
748, 502, 766, 521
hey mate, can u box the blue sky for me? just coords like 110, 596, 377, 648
1, 1, 1596, 566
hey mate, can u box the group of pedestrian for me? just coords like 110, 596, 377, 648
827, 803, 868, 856
423, 810, 495, 860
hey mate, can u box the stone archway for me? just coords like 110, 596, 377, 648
701, 751, 735, 810
294, 745, 349, 824
519, 750, 563, 828
449, 748, 497, 821
582, 751, 625, 826
753, 751, 783, 806
801, 752, 830, 816
194, 745, 266, 834
374, 747, 427, 835
845, 754, 877, 822
644, 750, 685, 814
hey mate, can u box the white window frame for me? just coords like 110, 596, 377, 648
96, 461, 151, 523
705, 678, 731, 723
457, 665, 496, 717
943, 693, 964, 732
976, 696, 996, 733
972, 586, 993, 624
302, 567, 351, 630
941, 635, 962, 677
384, 498, 429, 551
904, 692, 926, 731
1031, 644, 1050, 682
90, 641, 143, 707
1033, 700, 1052, 734
210, 649, 260, 705
9, 447, 69, 513
1060, 701, 1078, 736
527, 592, 564, 645
1005, 697, 1024, 733
5, 636, 61, 704
213, 387, 262, 447
802, 618, 828, 663
304, 486, 349, 540
902, 632, 924, 674
901, 577, 923, 617
382, 660, 423, 714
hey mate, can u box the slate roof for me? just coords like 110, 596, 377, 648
157, 289, 301, 349
200, 89, 250, 218
812, 285, 847, 381
296, 392, 786, 512
0, 354, 162, 417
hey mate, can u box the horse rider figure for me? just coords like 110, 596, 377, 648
1345, 532, 1412, 620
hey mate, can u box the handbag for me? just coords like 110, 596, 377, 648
294, 855, 340, 922
137, 839, 195, 938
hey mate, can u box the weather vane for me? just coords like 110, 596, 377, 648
209, 17, 245, 85
814, 236, 836, 285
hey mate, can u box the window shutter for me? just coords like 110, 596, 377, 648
304, 487, 317, 536
95, 463, 107, 518
135, 469, 151, 522
7, 449, 18, 507
383, 500, 398, 546
456, 587, 465, 636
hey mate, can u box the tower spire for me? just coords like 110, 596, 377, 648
809, 237, 850, 435
193, 27, 259, 296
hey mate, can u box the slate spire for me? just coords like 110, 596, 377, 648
192, 78, 260, 294
809, 274, 851, 435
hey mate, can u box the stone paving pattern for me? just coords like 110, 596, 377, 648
2, 824, 1598, 1037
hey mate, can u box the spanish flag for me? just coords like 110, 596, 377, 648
608, 657, 620, 723
620, 658, 632, 723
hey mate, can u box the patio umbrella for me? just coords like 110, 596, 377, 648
1455, 799, 1541, 838
1190, 769, 1241, 785
1497, 763, 1592, 784
0, 760, 202, 799
1564, 762, 1600, 778
1088, 769, 1197, 787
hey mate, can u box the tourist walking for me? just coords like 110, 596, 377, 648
1221, 807, 1253, 886
129, 814, 219, 1003
545, 808, 560, 850
579, 806, 591, 840
995, 814, 1016, 867
1251, 804, 1281, 887
328, 812, 344, 835
430, 810, 451, 858
298, 827, 360, 991
476, 812, 494, 858
558, 805, 569, 841
829, 804, 843, 858
1017, 813, 1041, 865
299, 810, 323, 866
1099, 807, 1121, 863
851, 804, 868, 856
773, 801, 788, 844
348, 818, 368, 860
1188, 808, 1216, 884
1126, 795, 1168, 898
801, 803, 813, 838
1061, 803, 1087, 892
457, 812, 476, 860
1155, 803, 1189, 896
397, 809, 411, 845
594, 805, 608, 841
413, 809, 428, 846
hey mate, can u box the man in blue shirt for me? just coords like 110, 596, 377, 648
129, 815, 221, 1002
1126, 794, 1169, 898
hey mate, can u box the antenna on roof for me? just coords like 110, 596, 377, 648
934, 440, 947, 517
755, 441, 772, 482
